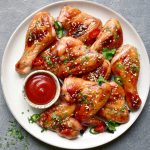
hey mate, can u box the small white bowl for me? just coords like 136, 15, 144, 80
23, 70, 60, 109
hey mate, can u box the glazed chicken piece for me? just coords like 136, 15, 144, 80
61, 77, 111, 129
16, 12, 56, 74
37, 101, 83, 139
82, 59, 111, 81
33, 37, 104, 79
57, 6, 102, 45
81, 117, 106, 133
91, 18, 123, 52
111, 45, 141, 111
98, 81, 129, 123
57, 117, 83, 139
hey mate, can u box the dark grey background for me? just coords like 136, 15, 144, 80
0, 0, 150, 150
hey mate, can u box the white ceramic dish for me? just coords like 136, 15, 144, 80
23, 70, 60, 109
1, 0, 150, 149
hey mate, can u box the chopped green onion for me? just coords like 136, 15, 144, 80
106, 121, 120, 133
8, 128, 24, 140
77, 92, 93, 106
114, 75, 123, 86
81, 56, 89, 64
57, 30, 64, 38
102, 48, 116, 61
54, 21, 64, 38
28, 114, 40, 123
89, 127, 99, 134
41, 128, 47, 133
0, 120, 29, 149
130, 64, 139, 73
117, 62, 124, 69
54, 21, 62, 30
63, 57, 69, 64
46, 59, 52, 65
97, 76, 107, 86
121, 105, 126, 112
42, 56, 53, 65
51, 113, 62, 121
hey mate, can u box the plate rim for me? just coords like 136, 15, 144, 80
1, 0, 150, 149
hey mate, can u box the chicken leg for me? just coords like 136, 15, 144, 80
111, 44, 141, 111
16, 12, 56, 74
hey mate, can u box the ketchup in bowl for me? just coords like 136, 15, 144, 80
24, 70, 60, 109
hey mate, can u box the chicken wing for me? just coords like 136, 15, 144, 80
57, 117, 83, 139
91, 18, 123, 52
82, 59, 111, 81
33, 37, 104, 79
98, 81, 129, 123
16, 12, 56, 74
57, 6, 102, 45
111, 45, 141, 111
61, 77, 111, 125
37, 101, 83, 139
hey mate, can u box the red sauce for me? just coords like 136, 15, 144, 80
25, 73, 56, 105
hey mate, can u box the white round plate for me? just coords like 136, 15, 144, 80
1, 0, 150, 149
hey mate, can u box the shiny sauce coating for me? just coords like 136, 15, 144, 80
25, 73, 56, 105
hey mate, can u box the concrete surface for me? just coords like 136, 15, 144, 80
0, 0, 150, 150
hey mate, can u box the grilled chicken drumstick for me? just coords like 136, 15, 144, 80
111, 44, 141, 111
16, 12, 56, 74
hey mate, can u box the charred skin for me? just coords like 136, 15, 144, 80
16, 12, 56, 74
37, 101, 83, 139
58, 5, 102, 45
91, 18, 123, 52
98, 81, 129, 123
111, 44, 141, 111
32, 37, 104, 79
